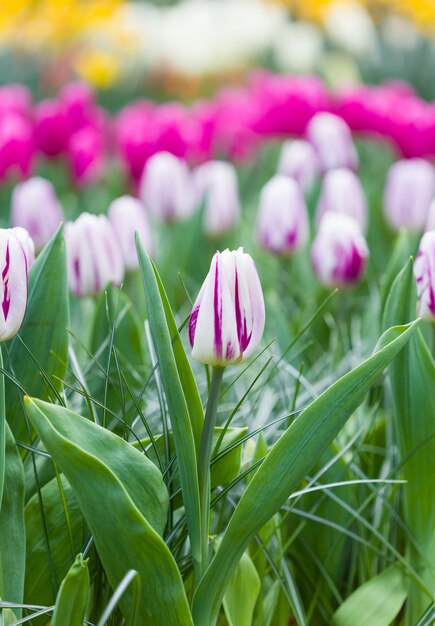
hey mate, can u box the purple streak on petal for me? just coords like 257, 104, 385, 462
2, 242, 10, 321
226, 341, 236, 360
234, 266, 252, 353
214, 255, 222, 359
189, 303, 200, 347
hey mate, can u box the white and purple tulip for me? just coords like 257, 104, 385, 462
108, 195, 154, 271
10, 227, 35, 269
11, 176, 64, 251
189, 248, 265, 366
311, 213, 368, 288
414, 231, 435, 321
277, 139, 319, 193
194, 161, 240, 237
64, 213, 124, 297
256, 175, 309, 255
306, 112, 358, 172
139, 151, 196, 223
425, 199, 435, 232
0, 228, 28, 341
316, 168, 368, 232
384, 159, 435, 232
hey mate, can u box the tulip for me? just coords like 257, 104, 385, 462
10, 227, 35, 269
194, 161, 240, 237
311, 213, 368, 288
11, 177, 64, 251
0, 113, 34, 181
0, 84, 32, 119
0, 228, 28, 341
426, 199, 435, 232
256, 175, 309, 255
306, 111, 358, 172
68, 126, 104, 187
139, 151, 196, 222
316, 168, 368, 231
414, 231, 435, 321
34, 99, 70, 158
108, 196, 154, 270
189, 248, 265, 366
384, 159, 435, 232
64, 213, 124, 297
277, 139, 319, 193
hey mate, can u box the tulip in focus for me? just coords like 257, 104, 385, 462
311, 213, 368, 288
316, 168, 368, 231
108, 196, 154, 271
256, 175, 309, 255
384, 159, 435, 232
64, 213, 124, 297
139, 151, 196, 222
194, 161, 240, 237
277, 139, 319, 193
0, 228, 28, 341
11, 177, 64, 251
306, 112, 358, 172
189, 248, 265, 366
10, 227, 35, 269
414, 231, 435, 321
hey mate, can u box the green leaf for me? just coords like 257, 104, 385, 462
332, 566, 407, 626
383, 258, 435, 624
0, 423, 25, 610
223, 551, 260, 626
25, 474, 87, 608
52, 554, 90, 626
136, 235, 201, 571
25, 397, 193, 626
5, 227, 69, 443
192, 320, 419, 626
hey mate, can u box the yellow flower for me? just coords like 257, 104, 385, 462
74, 48, 120, 88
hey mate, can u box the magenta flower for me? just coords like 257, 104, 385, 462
64, 213, 124, 297
189, 248, 265, 366
414, 231, 435, 320
256, 175, 309, 255
11, 177, 63, 251
0, 228, 28, 340
108, 195, 154, 271
68, 126, 104, 186
316, 168, 368, 232
0, 113, 34, 181
34, 99, 70, 158
311, 213, 368, 288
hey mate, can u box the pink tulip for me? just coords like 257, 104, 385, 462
68, 126, 104, 186
0, 113, 34, 181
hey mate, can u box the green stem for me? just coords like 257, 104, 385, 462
198, 366, 224, 580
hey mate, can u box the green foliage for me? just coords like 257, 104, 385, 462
51, 554, 90, 626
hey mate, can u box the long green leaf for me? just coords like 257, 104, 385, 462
223, 551, 260, 626
5, 227, 69, 443
192, 321, 419, 626
0, 423, 25, 610
136, 235, 201, 571
25, 397, 193, 626
332, 565, 407, 626
51, 554, 90, 626
383, 259, 435, 624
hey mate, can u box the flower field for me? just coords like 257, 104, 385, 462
1, 2, 435, 626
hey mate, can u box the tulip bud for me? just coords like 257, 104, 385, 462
64, 213, 124, 297
139, 151, 196, 223
414, 231, 435, 320
10, 227, 35, 269
11, 177, 64, 251
194, 161, 240, 237
306, 112, 358, 172
311, 213, 368, 288
316, 168, 368, 231
189, 248, 265, 366
108, 196, 154, 271
384, 159, 435, 232
0, 229, 28, 341
277, 139, 319, 193
256, 175, 309, 255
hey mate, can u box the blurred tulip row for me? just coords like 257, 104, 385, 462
3, 73, 435, 187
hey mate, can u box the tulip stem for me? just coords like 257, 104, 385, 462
198, 365, 224, 581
